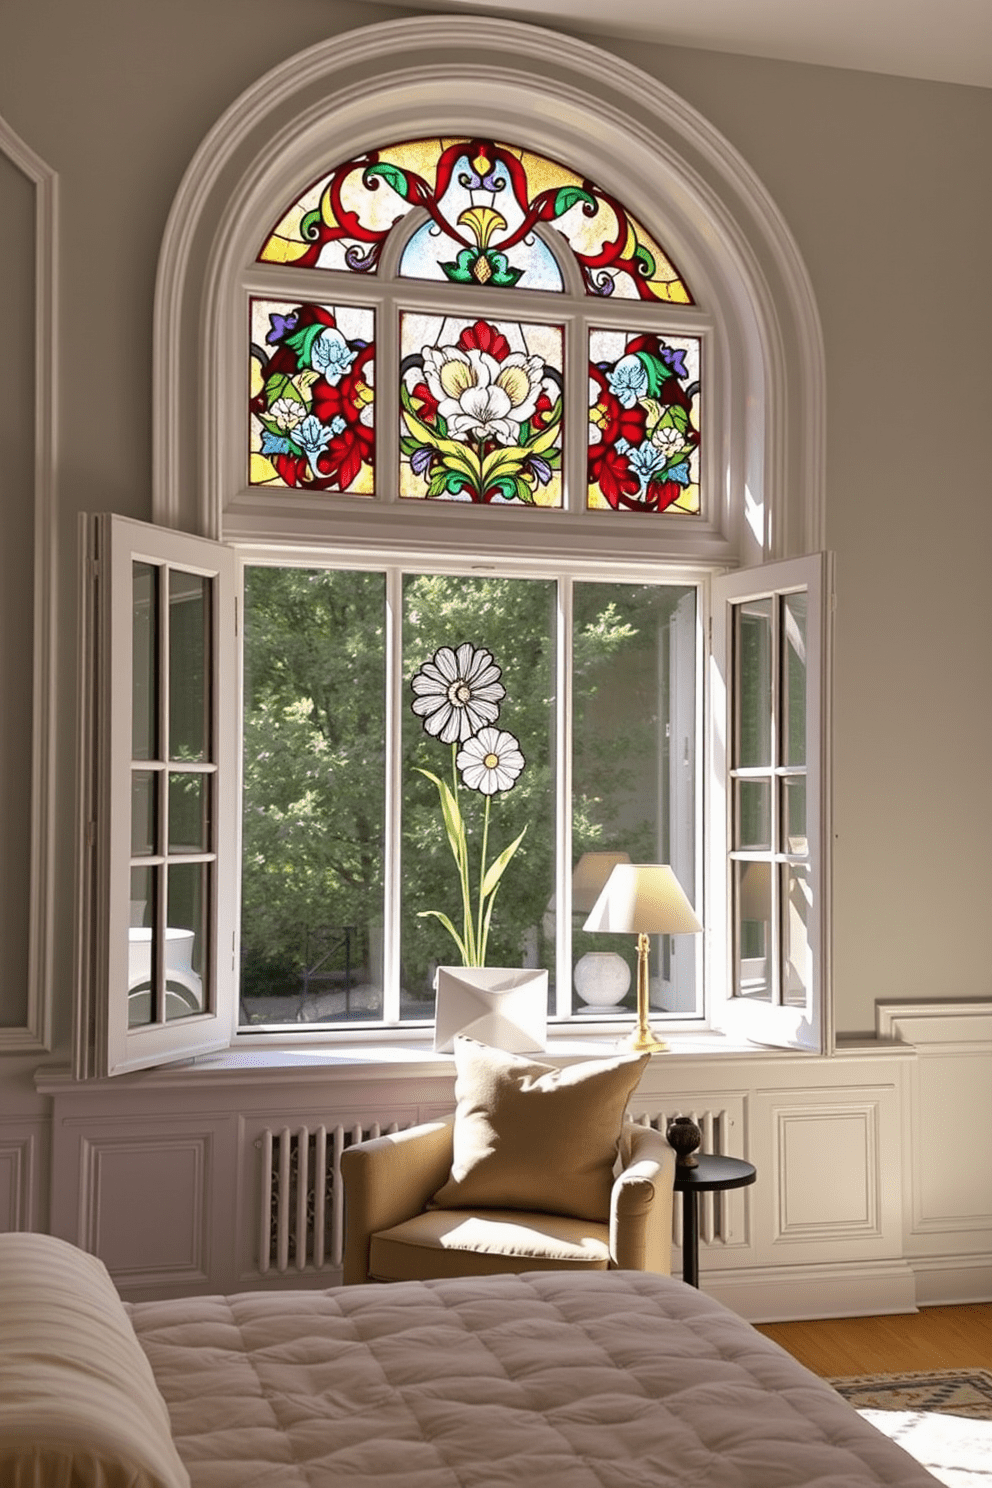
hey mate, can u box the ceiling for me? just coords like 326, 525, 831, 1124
365, 0, 992, 89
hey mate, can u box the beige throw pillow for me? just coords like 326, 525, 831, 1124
431, 1036, 649, 1221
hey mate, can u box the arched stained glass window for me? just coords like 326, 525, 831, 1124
249, 135, 702, 513
258, 137, 692, 303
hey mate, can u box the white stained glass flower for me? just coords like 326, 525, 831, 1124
269, 397, 304, 431
422, 345, 544, 446
411, 643, 505, 744
457, 727, 525, 796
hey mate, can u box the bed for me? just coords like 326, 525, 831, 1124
0, 1231, 940, 1487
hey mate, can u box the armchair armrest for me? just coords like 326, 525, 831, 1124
610, 1122, 676, 1274
340, 1117, 455, 1284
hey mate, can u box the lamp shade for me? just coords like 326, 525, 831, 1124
571, 851, 632, 914
583, 863, 702, 936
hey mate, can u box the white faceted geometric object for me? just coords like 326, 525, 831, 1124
434, 966, 548, 1053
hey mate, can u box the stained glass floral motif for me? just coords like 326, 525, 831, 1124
400, 314, 563, 505
588, 329, 700, 514
249, 300, 374, 493
259, 138, 692, 303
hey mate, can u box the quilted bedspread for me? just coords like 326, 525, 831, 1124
127, 1271, 939, 1488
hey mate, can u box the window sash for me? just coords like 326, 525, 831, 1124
709, 553, 832, 1053
81, 515, 237, 1077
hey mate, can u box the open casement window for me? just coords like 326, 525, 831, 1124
79, 516, 237, 1077
709, 553, 833, 1052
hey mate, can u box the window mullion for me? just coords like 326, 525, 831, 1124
555, 575, 573, 1019
382, 566, 404, 1021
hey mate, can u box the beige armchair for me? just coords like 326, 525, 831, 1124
341, 1117, 675, 1285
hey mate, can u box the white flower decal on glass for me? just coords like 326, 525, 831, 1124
410, 642, 505, 744
411, 642, 527, 966
457, 727, 525, 796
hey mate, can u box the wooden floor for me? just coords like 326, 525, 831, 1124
756, 1303, 992, 1378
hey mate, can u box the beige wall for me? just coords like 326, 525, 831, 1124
1, 0, 990, 1056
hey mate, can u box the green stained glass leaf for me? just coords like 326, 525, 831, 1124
364, 162, 411, 199
300, 208, 322, 242
633, 243, 657, 279
441, 252, 477, 285
638, 353, 673, 399
285, 323, 325, 370
264, 373, 304, 408
553, 185, 596, 217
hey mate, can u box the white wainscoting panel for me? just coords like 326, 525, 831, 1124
79, 1132, 212, 1289
775, 1103, 880, 1241
876, 1002, 992, 1303
0, 1138, 33, 1230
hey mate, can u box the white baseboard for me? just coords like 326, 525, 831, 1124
911, 1254, 992, 1307
700, 1259, 919, 1323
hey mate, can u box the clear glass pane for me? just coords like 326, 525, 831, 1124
572, 582, 696, 1016
169, 772, 209, 853
783, 863, 811, 1007
736, 598, 773, 768
131, 770, 156, 856
132, 562, 158, 761
166, 861, 207, 1020
782, 776, 808, 855
734, 859, 771, 1001
169, 570, 209, 762
783, 592, 807, 767
736, 779, 771, 850
240, 568, 386, 1026
128, 865, 156, 1028
399, 312, 564, 507
402, 575, 556, 1017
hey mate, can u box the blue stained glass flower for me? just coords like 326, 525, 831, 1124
607, 354, 649, 408
310, 327, 358, 384
296, 415, 334, 460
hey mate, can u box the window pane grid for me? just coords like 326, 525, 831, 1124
239, 562, 697, 1030
730, 590, 811, 1009
129, 558, 215, 1030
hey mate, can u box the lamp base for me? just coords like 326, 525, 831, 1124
616, 1025, 669, 1055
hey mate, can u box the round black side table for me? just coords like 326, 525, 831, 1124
672, 1153, 756, 1287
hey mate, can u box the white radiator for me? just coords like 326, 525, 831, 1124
256, 1121, 401, 1275
257, 1107, 735, 1275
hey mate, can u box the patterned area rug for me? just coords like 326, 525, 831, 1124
830, 1370, 992, 1487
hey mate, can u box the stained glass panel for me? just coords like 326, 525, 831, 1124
588, 329, 700, 514
399, 313, 563, 506
249, 300, 374, 494
259, 138, 692, 303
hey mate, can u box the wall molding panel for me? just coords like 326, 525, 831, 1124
0, 115, 57, 1053
0, 1136, 34, 1231
774, 1102, 881, 1243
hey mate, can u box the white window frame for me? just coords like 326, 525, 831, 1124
75, 18, 833, 1075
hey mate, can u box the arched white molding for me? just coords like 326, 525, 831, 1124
153, 15, 824, 563
0, 115, 57, 1051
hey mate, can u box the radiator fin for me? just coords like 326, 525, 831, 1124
257, 1121, 400, 1274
